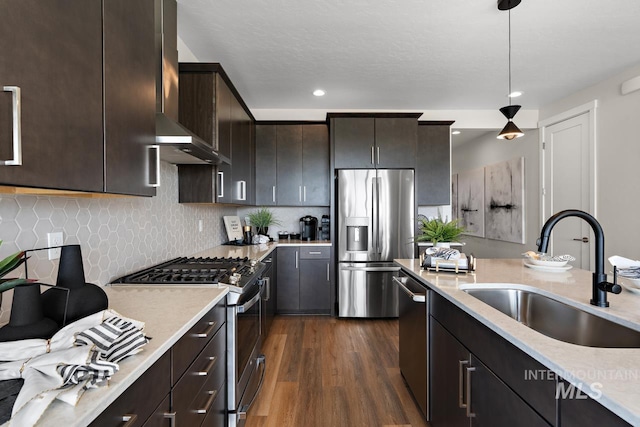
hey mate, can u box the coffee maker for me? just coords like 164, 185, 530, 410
300, 216, 318, 241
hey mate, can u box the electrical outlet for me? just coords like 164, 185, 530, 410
47, 232, 63, 260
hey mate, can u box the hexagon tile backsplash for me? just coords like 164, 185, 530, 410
0, 161, 236, 293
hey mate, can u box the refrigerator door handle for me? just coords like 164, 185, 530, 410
341, 266, 401, 272
372, 177, 379, 254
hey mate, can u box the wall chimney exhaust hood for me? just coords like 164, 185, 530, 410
155, 0, 227, 165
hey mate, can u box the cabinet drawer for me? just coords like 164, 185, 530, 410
90, 352, 171, 427
141, 394, 171, 427
173, 324, 226, 422
172, 299, 226, 383
202, 381, 227, 427
299, 246, 330, 259
174, 366, 226, 427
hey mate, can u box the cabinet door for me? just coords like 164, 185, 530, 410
255, 125, 277, 205
103, 0, 156, 196
0, 1, 104, 192
332, 117, 375, 169
231, 99, 253, 205
140, 395, 171, 427
302, 125, 330, 206
299, 259, 331, 313
276, 247, 300, 312
559, 380, 632, 427
470, 355, 550, 427
276, 125, 303, 206
417, 124, 451, 205
430, 319, 471, 427
216, 76, 233, 158
374, 117, 417, 168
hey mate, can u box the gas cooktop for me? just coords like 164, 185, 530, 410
112, 256, 265, 291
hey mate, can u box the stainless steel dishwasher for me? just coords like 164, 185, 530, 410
393, 273, 429, 419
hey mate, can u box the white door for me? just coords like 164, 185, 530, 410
541, 103, 596, 269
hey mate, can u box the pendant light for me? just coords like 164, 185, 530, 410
497, 4, 524, 140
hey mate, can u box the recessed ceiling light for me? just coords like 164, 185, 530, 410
313, 89, 326, 97
509, 91, 523, 98
451, 130, 461, 135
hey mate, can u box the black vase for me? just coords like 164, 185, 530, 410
41, 244, 108, 327
257, 226, 268, 236
0, 283, 59, 342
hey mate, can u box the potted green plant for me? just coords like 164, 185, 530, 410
247, 207, 281, 236
415, 217, 465, 247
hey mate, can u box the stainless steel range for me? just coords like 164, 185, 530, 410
113, 256, 267, 427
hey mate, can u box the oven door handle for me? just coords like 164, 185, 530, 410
237, 291, 261, 313
238, 354, 266, 420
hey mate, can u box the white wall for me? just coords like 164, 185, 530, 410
539, 63, 640, 261
452, 129, 540, 258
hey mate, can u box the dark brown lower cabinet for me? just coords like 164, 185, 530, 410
90, 353, 171, 427
91, 300, 227, 427
558, 380, 632, 427
276, 246, 331, 314
430, 319, 550, 427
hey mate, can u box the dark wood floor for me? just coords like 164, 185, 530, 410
246, 315, 430, 427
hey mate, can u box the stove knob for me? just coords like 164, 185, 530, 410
250, 259, 257, 267
229, 273, 242, 285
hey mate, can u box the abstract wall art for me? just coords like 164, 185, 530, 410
457, 168, 485, 237
484, 157, 525, 243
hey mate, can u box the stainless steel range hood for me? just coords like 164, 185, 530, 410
155, 0, 225, 165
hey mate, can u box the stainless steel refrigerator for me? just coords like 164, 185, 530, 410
337, 169, 414, 317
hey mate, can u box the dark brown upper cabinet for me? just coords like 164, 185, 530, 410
255, 123, 329, 207
178, 63, 255, 205
330, 113, 420, 169
0, 0, 156, 196
416, 122, 453, 206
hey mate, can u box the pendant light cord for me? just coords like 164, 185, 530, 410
508, 9, 512, 105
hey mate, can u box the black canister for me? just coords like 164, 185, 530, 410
0, 283, 59, 341
41, 244, 108, 327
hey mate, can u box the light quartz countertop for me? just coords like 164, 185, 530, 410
395, 258, 640, 426
10, 285, 228, 427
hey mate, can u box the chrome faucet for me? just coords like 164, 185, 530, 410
537, 209, 621, 307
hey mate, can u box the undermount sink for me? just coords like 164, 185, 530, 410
460, 285, 640, 348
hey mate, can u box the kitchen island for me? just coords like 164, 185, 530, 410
395, 258, 640, 426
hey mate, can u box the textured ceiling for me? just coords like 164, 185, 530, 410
177, 0, 640, 116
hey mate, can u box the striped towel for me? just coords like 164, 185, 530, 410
0, 310, 148, 427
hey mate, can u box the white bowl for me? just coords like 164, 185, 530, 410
621, 276, 640, 289
527, 258, 569, 267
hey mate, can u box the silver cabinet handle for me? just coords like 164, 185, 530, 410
192, 321, 217, 338
121, 414, 138, 427
196, 389, 218, 414
196, 356, 217, 376
1, 86, 22, 166
392, 276, 425, 303
298, 185, 302, 202
237, 180, 246, 201
295, 250, 299, 269
458, 360, 468, 409
217, 171, 224, 198
376, 146, 380, 165
303, 185, 306, 202
163, 412, 176, 427
308, 251, 322, 255
272, 185, 276, 203
326, 263, 330, 281
466, 366, 476, 418
341, 266, 401, 272
148, 145, 160, 187
370, 146, 374, 164
264, 277, 271, 301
